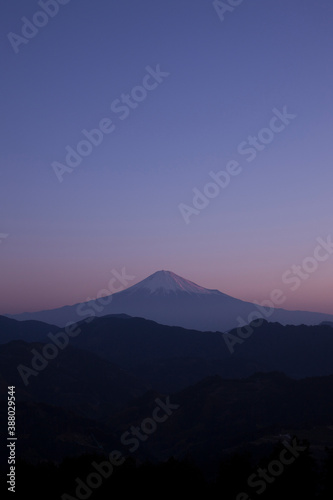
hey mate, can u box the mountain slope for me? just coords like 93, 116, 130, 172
107, 371, 333, 463
0, 340, 150, 418
6, 270, 333, 331
0, 315, 59, 343
124, 270, 220, 295
67, 315, 333, 380
2, 313, 333, 383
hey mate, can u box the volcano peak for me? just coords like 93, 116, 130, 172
123, 270, 218, 295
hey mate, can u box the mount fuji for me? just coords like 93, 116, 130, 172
7, 270, 333, 331
122, 270, 220, 296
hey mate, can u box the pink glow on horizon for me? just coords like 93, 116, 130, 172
1, 258, 332, 316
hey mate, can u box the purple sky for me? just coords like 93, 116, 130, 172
1, 0, 333, 315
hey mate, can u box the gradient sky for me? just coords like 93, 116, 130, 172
1, 0, 333, 315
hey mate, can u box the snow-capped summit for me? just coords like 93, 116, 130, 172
8, 270, 333, 332
123, 270, 219, 295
